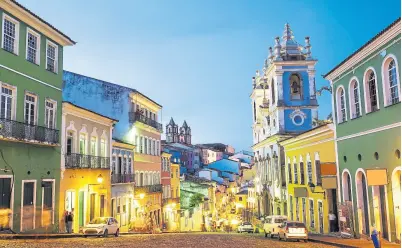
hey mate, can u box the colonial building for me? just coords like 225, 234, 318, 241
251, 23, 318, 217
60, 102, 115, 233
280, 123, 337, 234
324, 18, 401, 242
63, 71, 163, 231
0, 1, 74, 233
166, 118, 191, 145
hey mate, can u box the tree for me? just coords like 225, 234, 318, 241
189, 193, 204, 208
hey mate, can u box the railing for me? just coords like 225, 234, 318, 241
0, 118, 59, 144
129, 112, 163, 132
111, 174, 135, 184
65, 153, 110, 169
135, 184, 163, 193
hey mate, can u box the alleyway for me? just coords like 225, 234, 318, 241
0, 233, 335, 248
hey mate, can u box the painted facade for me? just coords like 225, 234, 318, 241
251, 23, 318, 217
0, 1, 74, 233
325, 18, 401, 242
280, 124, 337, 234
59, 102, 115, 233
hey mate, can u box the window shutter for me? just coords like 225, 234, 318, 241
315, 160, 322, 186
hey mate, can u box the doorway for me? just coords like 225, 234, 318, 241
22, 181, 35, 232
318, 201, 324, 234
90, 193, 95, 222
392, 168, 401, 243
356, 171, 370, 235
79, 191, 84, 227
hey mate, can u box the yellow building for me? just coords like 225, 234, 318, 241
59, 102, 116, 233
235, 190, 248, 215
280, 123, 338, 234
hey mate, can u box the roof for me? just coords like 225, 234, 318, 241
113, 138, 135, 148
62, 101, 118, 122
10, 0, 76, 45
324, 17, 401, 78
168, 117, 176, 126
182, 120, 189, 128
236, 190, 248, 195
64, 70, 162, 108
279, 123, 333, 146
208, 159, 239, 175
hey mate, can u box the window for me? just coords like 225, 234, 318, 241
295, 197, 300, 221
100, 195, 105, 217
309, 199, 314, 228
302, 198, 306, 224
290, 74, 302, 100
289, 195, 293, 220
24, 94, 36, 125
293, 163, 298, 184
148, 139, 151, 154
79, 134, 87, 154
288, 163, 292, 183
239, 197, 243, 201
388, 60, 399, 104
253, 102, 256, 122
100, 139, 106, 157
45, 100, 56, 129
117, 198, 121, 214
300, 162, 305, 185
67, 131, 73, 155
0, 178, 11, 209
0, 86, 14, 119
46, 41, 58, 73
315, 160, 322, 185
349, 80, 361, 118
383, 57, 400, 105
337, 87, 346, 123
176, 168, 179, 178
2, 15, 19, 54
271, 79, 275, 104
26, 29, 40, 64
90, 137, 97, 156
365, 70, 378, 112
140, 136, 143, 153
307, 161, 313, 184
144, 137, 148, 154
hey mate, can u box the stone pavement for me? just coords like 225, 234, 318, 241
309, 234, 400, 248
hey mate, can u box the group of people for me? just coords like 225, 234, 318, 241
64, 209, 74, 233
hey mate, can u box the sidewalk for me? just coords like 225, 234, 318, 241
309, 234, 400, 248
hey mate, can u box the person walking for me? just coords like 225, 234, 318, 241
67, 212, 73, 233
64, 211, 69, 233
329, 212, 337, 232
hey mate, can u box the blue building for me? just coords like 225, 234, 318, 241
250, 23, 319, 216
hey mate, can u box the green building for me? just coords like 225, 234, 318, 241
325, 18, 401, 242
0, 1, 74, 233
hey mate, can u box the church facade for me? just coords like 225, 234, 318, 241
251, 23, 319, 217
166, 118, 192, 145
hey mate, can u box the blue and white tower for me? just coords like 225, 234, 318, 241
251, 23, 318, 217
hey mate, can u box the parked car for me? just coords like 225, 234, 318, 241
263, 215, 287, 238
278, 221, 308, 242
237, 222, 254, 233
82, 217, 119, 237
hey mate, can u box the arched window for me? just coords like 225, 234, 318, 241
349, 79, 361, 118
336, 86, 347, 123
342, 170, 352, 202
382, 56, 400, 106
271, 78, 275, 104
364, 69, 379, 113
290, 74, 302, 100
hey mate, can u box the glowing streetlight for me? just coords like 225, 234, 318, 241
139, 193, 145, 199
97, 174, 103, 184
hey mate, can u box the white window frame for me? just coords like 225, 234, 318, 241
41, 179, 55, 226
336, 85, 347, 123
2, 14, 20, 55
0, 82, 17, 120
100, 138, 106, 157
348, 77, 362, 119
20, 179, 37, 232
79, 133, 87, 155
26, 28, 41, 65
90, 136, 97, 156
45, 99, 56, 129
24, 93, 38, 125
381, 54, 401, 106
46, 40, 58, 74
363, 67, 380, 113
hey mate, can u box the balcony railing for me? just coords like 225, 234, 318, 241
0, 118, 59, 144
111, 173, 135, 184
65, 153, 110, 169
162, 197, 180, 205
129, 112, 163, 132
135, 184, 163, 193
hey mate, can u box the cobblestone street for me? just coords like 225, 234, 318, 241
0, 233, 337, 248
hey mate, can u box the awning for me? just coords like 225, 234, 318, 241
366, 168, 388, 186
320, 162, 337, 176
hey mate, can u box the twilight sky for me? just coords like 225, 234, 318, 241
19, 0, 400, 151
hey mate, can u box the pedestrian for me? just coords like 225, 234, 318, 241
67, 211, 73, 233
64, 210, 69, 233
371, 226, 380, 248
329, 212, 337, 232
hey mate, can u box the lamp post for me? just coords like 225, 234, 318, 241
88, 174, 104, 192
308, 182, 326, 199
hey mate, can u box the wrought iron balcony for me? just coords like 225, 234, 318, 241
129, 112, 163, 132
65, 153, 110, 169
111, 173, 135, 184
0, 118, 59, 144
135, 184, 163, 193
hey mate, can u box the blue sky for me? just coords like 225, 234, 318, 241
20, 0, 400, 151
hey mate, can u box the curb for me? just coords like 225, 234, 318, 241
308, 238, 357, 248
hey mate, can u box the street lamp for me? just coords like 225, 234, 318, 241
97, 174, 103, 184
308, 182, 326, 199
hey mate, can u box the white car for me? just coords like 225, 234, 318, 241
278, 221, 308, 242
237, 222, 254, 233
263, 215, 287, 238
82, 217, 119, 237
